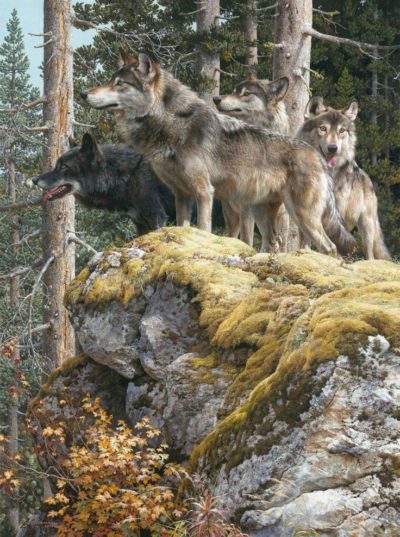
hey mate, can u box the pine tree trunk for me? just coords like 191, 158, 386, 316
371, 7, 378, 166
8, 157, 20, 535
196, 0, 220, 103
245, 0, 258, 73
42, 0, 75, 369
273, 0, 312, 250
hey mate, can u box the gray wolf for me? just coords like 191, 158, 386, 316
213, 75, 290, 250
81, 51, 356, 256
32, 132, 175, 235
299, 96, 390, 260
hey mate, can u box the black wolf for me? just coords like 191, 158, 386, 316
32, 133, 175, 235
82, 51, 356, 256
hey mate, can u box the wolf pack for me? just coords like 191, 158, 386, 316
34, 51, 390, 260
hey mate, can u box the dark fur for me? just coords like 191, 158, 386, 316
32, 133, 175, 235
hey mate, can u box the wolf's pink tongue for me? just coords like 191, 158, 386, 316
327, 156, 336, 168
42, 186, 69, 201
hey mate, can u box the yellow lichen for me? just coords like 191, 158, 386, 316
61, 227, 400, 474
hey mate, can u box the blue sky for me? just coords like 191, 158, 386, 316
0, 0, 95, 90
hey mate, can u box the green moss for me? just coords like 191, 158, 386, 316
62, 227, 400, 477
190, 353, 240, 387
248, 250, 400, 295
190, 280, 400, 475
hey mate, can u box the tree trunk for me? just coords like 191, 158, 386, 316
196, 0, 220, 103
8, 157, 20, 534
244, 0, 258, 73
273, 0, 312, 250
42, 0, 75, 369
384, 73, 390, 160
371, 7, 378, 166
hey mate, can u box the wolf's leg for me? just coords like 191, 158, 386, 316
222, 201, 241, 238
296, 215, 337, 256
251, 203, 280, 252
239, 205, 255, 246
358, 215, 375, 260
191, 177, 214, 232
274, 205, 289, 252
174, 191, 193, 227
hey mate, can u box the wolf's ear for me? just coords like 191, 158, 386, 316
304, 96, 327, 119
80, 132, 103, 162
119, 48, 138, 67
342, 101, 358, 122
135, 53, 159, 85
268, 77, 289, 102
68, 136, 78, 148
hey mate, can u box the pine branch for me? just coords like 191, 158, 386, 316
305, 26, 400, 51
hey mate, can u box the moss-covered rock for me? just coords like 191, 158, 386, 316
43, 227, 400, 535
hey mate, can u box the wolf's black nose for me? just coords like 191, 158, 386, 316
31, 176, 39, 185
327, 144, 338, 154
213, 96, 221, 106
80, 91, 88, 100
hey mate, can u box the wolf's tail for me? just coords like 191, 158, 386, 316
322, 176, 357, 256
373, 221, 391, 260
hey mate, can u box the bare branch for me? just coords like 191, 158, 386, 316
28, 32, 52, 37
27, 255, 55, 344
24, 125, 50, 133
0, 97, 46, 113
257, 3, 278, 11
35, 38, 55, 49
13, 228, 42, 247
30, 323, 51, 335
214, 67, 238, 78
0, 259, 44, 280
305, 26, 400, 51
312, 8, 340, 17
68, 234, 98, 255
73, 119, 96, 128
0, 197, 43, 212
179, 7, 205, 16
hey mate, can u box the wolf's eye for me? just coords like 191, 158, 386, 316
339, 127, 346, 134
319, 125, 327, 132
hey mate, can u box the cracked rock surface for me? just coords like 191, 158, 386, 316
22, 228, 400, 536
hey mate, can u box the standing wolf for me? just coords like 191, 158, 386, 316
32, 132, 175, 235
299, 97, 390, 260
81, 51, 355, 256
213, 76, 290, 250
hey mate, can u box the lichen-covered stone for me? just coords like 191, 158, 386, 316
29, 227, 400, 535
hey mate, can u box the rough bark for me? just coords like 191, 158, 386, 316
41, 0, 75, 368
196, 0, 220, 102
244, 0, 258, 73
8, 158, 20, 534
273, 0, 312, 250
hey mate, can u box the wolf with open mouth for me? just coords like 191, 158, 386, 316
298, 96, 390, 260
32, 132, 175, 235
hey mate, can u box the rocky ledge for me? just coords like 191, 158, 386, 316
27, 227, 400, 536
